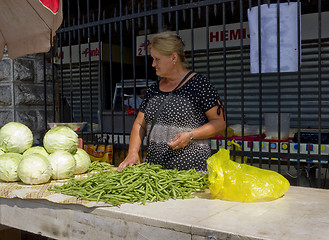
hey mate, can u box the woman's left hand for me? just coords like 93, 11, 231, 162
167, 131, 191, 150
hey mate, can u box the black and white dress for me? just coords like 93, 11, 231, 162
139, 73, 222, 171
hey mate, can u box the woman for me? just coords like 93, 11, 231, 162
118, 31, 226, 172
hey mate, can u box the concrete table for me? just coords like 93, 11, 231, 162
0, 186, 329, 240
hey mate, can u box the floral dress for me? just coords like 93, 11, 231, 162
139, 73, 222, 171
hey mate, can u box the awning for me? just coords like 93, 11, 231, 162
0, 0, 63, 60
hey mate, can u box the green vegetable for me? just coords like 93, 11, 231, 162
0, 153, 23, 182
43, 126, 79, 154
49, 163, 209, 206
0, 122, 33, 153
17, 153, 52, 185
73, 148, 91, 175
23, 146, 49, 157
47, 150, 76, 180
87, 161, 114, 172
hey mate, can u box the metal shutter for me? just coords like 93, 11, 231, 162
60, 62, 100, 123
188, 40, 329, 129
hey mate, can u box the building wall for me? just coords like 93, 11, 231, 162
0, 54, 54, 145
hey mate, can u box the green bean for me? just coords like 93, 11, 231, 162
87, 161, 115, 172
141, 183, 148, 205
48, 162, 209, 206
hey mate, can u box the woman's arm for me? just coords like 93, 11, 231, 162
167, 103, 226, 150
191, 103, 226, 139
117, 111, 147, 171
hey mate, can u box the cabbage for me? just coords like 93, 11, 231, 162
73, 148, 91, 174
0, 153, 23, 182
23, 146, 49, 157
43, 126, 79, 154
0, 149, 4, 155
47, 150, 76, 180
17, 153, 52, 185
0, 122, 33, 153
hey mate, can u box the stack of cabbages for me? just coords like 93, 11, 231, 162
0, 122, 91, 185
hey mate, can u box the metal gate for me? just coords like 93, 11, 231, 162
48, 0, 329, 188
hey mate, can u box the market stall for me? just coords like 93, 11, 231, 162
1, 186, 329, 240
0, 122, 328, 240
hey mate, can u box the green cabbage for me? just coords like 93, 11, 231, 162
73, 148, 91, 174
47, 150, 76, 180
17, 153, 52, 185
23, 146, 49, 157
0, 149, 4, 155
0, 122, 33, 153
43, 126, 79, 154
0, 153, 23, 182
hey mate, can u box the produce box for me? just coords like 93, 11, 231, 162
83, 144, 113, 164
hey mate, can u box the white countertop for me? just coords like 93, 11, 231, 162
1, 186, 329, 240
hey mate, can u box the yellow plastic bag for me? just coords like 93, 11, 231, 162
207, 148, 290, 202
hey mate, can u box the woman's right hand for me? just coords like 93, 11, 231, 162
117, 152, 141, 171
118, 111, 146, 171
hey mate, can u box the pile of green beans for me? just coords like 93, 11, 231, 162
87, 161, 115, 172
49, 162, 209, 206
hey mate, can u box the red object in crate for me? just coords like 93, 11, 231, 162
211, 134, 293, 143
211, 134, 265, 142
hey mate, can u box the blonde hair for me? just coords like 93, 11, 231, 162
149, 31, 187, 67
